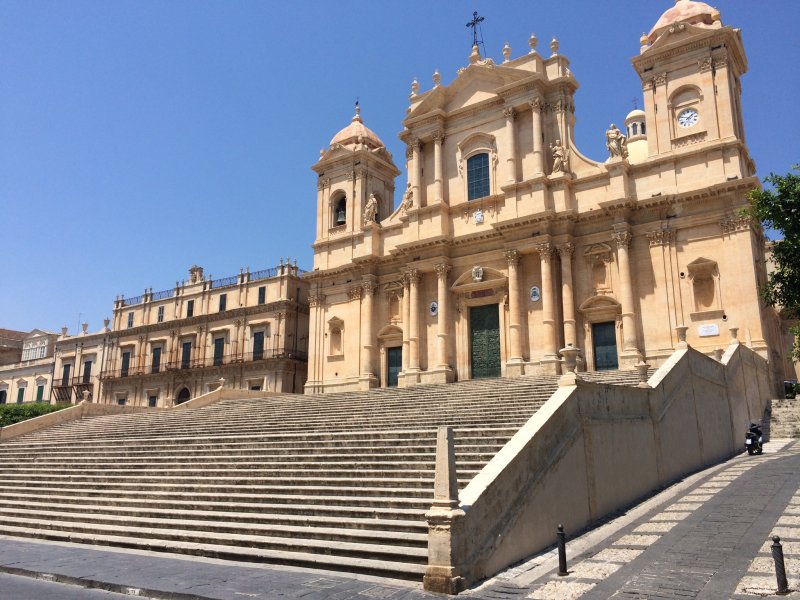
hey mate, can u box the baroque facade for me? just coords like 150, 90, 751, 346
305, 1, 786, 394
99, 262, 309, 406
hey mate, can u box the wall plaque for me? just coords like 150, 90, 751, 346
698, 324, 720, 337
530, 286, 541, 302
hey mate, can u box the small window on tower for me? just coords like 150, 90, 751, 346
157, 306, 164, 323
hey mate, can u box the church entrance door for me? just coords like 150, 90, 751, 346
592, 321, 618, 370
175, 387, 191, 405
470, 304, 501, 379
386, 347, 402, 387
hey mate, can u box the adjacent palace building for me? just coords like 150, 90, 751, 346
304, 0, 791, 394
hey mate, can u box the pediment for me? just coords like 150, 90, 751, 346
579, 295, 620, 312
647, 22, 716, 54
451, 266, 507, 293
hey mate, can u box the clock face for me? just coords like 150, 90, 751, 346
678, 108, 699, 128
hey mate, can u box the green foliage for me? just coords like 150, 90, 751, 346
747, 166, 800, 361
0, 403, 71, 427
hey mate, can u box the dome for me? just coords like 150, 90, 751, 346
329, 106, 385, 150
646, 0, 721, 45
625, 108, 646, 122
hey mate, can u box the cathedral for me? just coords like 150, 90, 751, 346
304, 0, 786, 394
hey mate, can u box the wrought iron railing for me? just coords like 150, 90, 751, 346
100, 348, 307, 379
122, 295, 144, 307
210, 275, 239, 289
151, 288, 174, 301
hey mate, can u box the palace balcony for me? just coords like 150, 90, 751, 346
51, 376, 96, 403
99, 348, 307, 381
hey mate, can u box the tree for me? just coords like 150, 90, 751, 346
747, 165, 800, 361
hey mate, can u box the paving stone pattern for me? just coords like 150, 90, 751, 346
483, 442, 800, 600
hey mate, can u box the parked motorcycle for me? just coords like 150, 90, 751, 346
745, 422, 763, 455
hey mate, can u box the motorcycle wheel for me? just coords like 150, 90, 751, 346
747, 447, 755, 455
757, 447, 763, 455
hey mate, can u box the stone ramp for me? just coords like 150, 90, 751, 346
0, 375, 559, 580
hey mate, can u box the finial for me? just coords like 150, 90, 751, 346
279, 257, 283, 266
319, 148, 325, 158
640, 32, 648, 46
352, 99, 362, 122
433, 69, 441, 87
529, 33, 538, 54
410, 78, 419, 98
470, 44, 481, 64
502, 42, 511, 63
550, 37, 559, 56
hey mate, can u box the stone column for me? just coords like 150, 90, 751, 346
505, 250, 524, 376
432, 263, 454, 383
360, 276, 378, 389
529, 97, 544, 175
612, 228, 641, 358
536, 243, 558, 362
503, 107, 517, 183
408, 269, 421, 376
409, 138, 422, 208
557, 243, 576, 346
433, 131, 444, 204
195, 327, 204, 366
401, 276, 410, 376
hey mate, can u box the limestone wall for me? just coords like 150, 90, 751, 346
425, 342, 770, 592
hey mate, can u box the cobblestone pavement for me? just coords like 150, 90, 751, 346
466, 439, 800, 599
0, 441, 797, 599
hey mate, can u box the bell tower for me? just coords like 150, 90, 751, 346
632, 0, 750, 170
311, 106, 400, 271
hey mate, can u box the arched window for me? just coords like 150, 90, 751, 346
632, 123, 638, 136
467, 153, 490, 200
333, 195, 347, 226
641, 122, 646, 135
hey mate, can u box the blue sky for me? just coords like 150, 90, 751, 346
1, 1, 798, 334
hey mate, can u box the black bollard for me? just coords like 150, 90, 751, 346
771, 535, 790, 595
557, 524, 568, 576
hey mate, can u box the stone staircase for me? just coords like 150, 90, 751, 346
0, 375, 563, 580
766, 398, 800, 439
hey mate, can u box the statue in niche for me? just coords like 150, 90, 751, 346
605, 124, 628, 159
363, 194, 378, 226
550, 140, 570, 173
401, 182, 414, 214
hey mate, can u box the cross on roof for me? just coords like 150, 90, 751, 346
466, 11, 485, 49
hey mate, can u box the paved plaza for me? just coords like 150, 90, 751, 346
0, 439, 798, 599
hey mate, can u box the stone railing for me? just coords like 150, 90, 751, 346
424, 341, 771, 593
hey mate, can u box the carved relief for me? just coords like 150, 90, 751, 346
502, 107, 516, 120
672, 132, 707, 148
654, 72, 667, 87
347, 286, 363, 301
698, 57, 713, 72
584, 243, 614, 295
529, 96, 543, 112
362, 279, 377, 297
471, 266, 484, 282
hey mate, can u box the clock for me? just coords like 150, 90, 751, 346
677, 108, 699, 128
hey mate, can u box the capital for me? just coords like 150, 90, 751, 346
528, 96, 543, 111
348, 286, 363, 301
611, 231, 632, 249
434, 263, 452, 278
503, 107, 516, 120
557, 242, 575, 258
534, 242, 553, 261
308, 293, 326, 308
432, 130, 445, 143
504, 249, 520, 266
362, 277, 377, 296
406, 268, 421, 285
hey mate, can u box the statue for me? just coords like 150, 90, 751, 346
550, 140, 570, 173
605, 124, 628, 159
363, 194, 378, 226
401, 182, 414, 213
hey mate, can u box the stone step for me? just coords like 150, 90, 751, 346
0, 485, 435, 508
0, 492, 428, 519
0, 508, 428, 547
0, 524, 427, 580
0, 502, 427, 533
